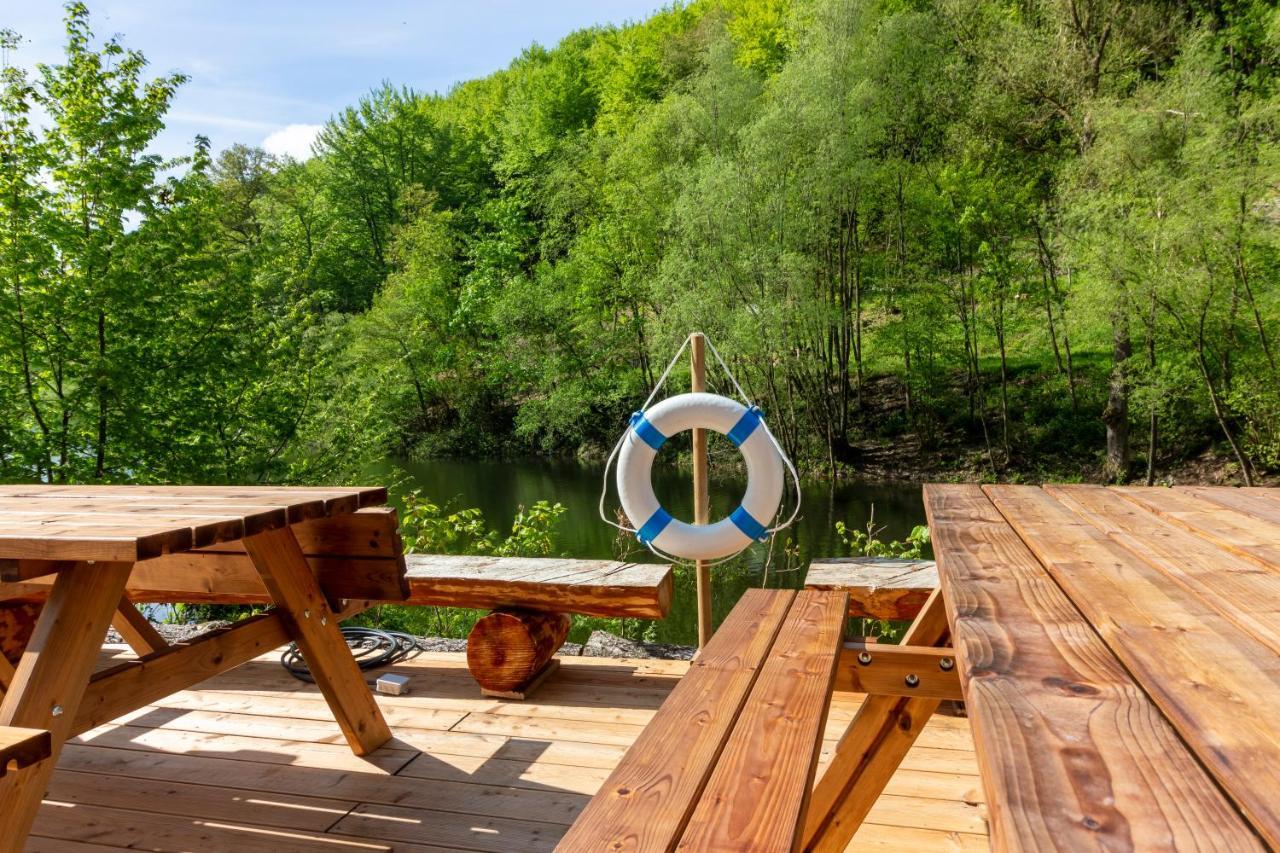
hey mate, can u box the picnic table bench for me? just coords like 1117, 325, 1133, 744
560, 583, 964, 851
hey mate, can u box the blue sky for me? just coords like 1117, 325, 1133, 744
5, 1, 667, 160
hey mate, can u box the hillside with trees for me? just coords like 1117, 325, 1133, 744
2, 0, 1278, 485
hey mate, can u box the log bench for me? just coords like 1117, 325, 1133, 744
805, 556, 937, 621
558, 588, 849, 850
403, 555, 673, 697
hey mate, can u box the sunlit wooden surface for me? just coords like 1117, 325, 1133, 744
25, 646, 989, 851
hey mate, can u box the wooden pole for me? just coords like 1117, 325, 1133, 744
691, 332, 713, 648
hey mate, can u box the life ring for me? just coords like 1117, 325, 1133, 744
617, 392, 784, 561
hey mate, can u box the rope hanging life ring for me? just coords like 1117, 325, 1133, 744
616, 392, 784, 561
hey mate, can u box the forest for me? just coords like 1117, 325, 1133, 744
1, 0, 1278, 487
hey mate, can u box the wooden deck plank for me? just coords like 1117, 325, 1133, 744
553, 588, 795, 850
679, 589, 847, 850
28, 648, 987, 852
927, 484, 1260, 851
987, 484, 1280, 847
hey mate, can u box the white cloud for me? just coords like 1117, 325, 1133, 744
261, 123, 323, 161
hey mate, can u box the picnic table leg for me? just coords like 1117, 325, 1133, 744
0, 561, 133, 850
243, 524, 392, 756
802, 588, 951, 852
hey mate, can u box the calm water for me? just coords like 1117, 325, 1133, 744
369, 453, 926, 644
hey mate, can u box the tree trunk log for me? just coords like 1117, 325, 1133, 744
466, 609, 571, 693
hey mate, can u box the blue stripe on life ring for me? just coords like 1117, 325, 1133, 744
726, 405, 762, 447
636, 507, 673, 545
629, 412, 667, 451
730, 505, 768, 542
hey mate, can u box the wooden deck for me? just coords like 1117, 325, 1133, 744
24, 644, 989, 851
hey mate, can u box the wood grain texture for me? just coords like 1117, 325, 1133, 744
805, 558, 938, 620
0, 560, 133, 850
836, 643, 961, 700
243, 525, 391, 756
0, 726, 49, 775
803, 587, 950, 852
678, 590, 847, 851
405, 555, 673, 619
1047, 484, 1280, 655
555, 588, 795, 851
1116, 486, 1280, 572
929, 484, 1261, 852
0, 485, 386, 563
25, 648, 988, 851
467, 609, 572, 692
988, 484, 1280, 847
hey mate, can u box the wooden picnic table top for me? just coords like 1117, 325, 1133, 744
927, 484, 1280, 851
0, 484, 389, 563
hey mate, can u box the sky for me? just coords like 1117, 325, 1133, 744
4, 1, 667, 161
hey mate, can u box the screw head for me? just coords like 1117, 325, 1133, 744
857, 651, 872, 666
939, 657, 955, 671
320, 616, 328, 627
905, 674, 920, 688
303, 609, 311, 619
51, 704, 63, 717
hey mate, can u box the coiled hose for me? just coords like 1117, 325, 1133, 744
280, 626, 423, 685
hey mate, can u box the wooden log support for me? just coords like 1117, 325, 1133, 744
242, 525, 391, 755
0, 726, 50, 777
835, 642, 961, 700
802, 587, 950, 852
467, 608, 571, 696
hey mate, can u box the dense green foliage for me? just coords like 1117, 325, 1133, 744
2, 1, 1279, 486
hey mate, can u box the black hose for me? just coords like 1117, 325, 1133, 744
280, 626, 423, 684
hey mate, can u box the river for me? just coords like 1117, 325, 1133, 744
369, 455, 927, 645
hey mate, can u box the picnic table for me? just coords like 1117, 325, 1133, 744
0, 485, 405, 847
927, 484, 1280, 851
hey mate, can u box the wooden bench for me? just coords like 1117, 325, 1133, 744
3, 534, 672, 700
403, 555, 673, 698
805, 557, 937, 621
558, 588, 848, 850
0, 727, 50, 777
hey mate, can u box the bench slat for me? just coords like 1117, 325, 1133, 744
0, 726, 51, 775
678, 589, 847, 851
555, 588, 795, 851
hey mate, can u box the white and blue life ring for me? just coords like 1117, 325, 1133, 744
617, 392, 785, 561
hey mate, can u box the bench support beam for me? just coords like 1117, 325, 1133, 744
835, 641, 961, 701
803, 587, 950, 852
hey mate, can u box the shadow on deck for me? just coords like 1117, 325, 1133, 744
26, 647, 988, 851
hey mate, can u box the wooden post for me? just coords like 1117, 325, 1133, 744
691, 332, 713, 648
